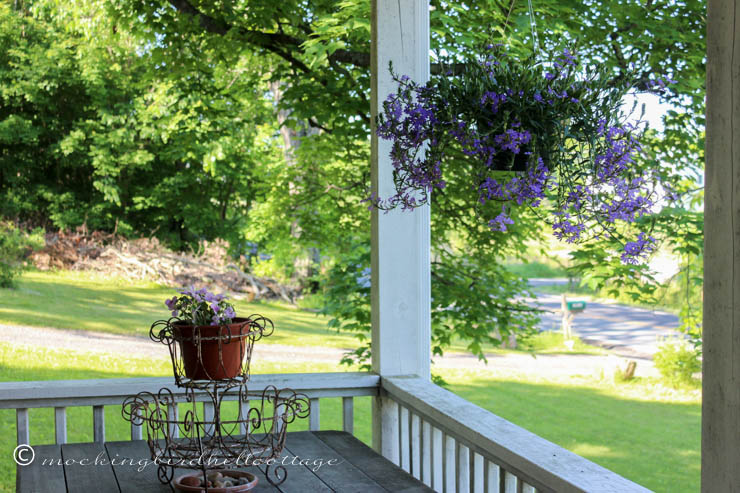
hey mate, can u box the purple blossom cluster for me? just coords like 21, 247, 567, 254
374, 47, 670, 264
375, 80, 445, 210
621, 232, 656, 264
479, 157, 551, 208
450, 118, 533, 169
552, 120, 658, 250
165, 286, 236, 326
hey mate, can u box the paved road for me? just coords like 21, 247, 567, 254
528, 280, 681, 359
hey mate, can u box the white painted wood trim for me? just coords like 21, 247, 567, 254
54, 407, 66, 445
16, 408, 29, 446
342, 396, 354, 434
504, 471, 518, 493
411, 412, 421, 480
444, 433, 455, 493
400, 406, 411, 472
432, 426, 443, 491
383, 376, 650, 492
0, 372, 379, 409
376, 396, 400, 464
131, 419, 143, 441
274, 401, 285, 436
370, 0, 431, 380
458, 443, 471, 493
167, 402, 178, 439
486, 460, 500, 493
93, 405, 105, 443
473, 453, 485, 493
309, 398, 320, 431
422, 419, 432, 486
522, 483, 537, 493
203, 401, 215, 436
239, 400, 249, 436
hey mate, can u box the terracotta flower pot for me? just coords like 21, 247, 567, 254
172, 318, 253, 381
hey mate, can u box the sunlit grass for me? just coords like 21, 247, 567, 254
442, 366, 700, 492
0, 270, 357, 348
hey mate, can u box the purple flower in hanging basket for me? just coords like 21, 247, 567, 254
372, 45, 669, 264
621, 233, 656, 264
489, 209, 515, 232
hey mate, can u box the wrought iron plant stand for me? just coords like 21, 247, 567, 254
122, 315, 310, 491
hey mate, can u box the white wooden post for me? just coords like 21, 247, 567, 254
370, 0, 431, 457
704, 1, 740, 490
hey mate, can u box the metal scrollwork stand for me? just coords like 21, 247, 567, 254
122, 315, 310, 491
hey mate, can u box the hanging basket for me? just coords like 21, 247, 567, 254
373, 45, 674, 263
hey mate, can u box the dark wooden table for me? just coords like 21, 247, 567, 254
17, 431, 433, 492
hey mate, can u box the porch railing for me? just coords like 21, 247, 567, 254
380, 376, 650, 493
0, 372, 650, 493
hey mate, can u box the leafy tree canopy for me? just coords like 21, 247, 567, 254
1, 0, 705, 360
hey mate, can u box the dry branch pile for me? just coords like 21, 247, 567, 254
30, 231, 299, 302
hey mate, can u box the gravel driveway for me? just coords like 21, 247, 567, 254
0, 323, 658, 378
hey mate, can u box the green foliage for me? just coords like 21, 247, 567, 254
320, 240, 372, 368
0, 3, 281, 250
653, 339, 701, 388
0, 223, 43, 288
321, 236, 541, 366
1, 0, 706, 362
504, 261, 567, 279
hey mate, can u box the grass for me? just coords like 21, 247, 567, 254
520, 331, 606, 355
446, 331, 606, 357
1, 269, 600, 358
0, 270, 357, 348
444, 367, 700, 492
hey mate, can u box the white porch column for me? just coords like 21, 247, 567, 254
370, 0, 431, 456
704, 1, 740, 491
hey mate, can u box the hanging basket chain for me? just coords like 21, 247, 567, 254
527, 0, 541, 57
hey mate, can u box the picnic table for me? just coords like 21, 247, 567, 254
17, 431, 433, 492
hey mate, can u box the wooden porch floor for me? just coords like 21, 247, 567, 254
17, 431, 432, 492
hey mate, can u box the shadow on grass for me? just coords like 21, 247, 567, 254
449, 377, 700, 492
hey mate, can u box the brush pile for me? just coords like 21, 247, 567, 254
30, 231, 298, 302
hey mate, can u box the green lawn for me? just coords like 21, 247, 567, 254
0, 270, 358, 348
0, 270, 700, 492
444, 367, 700, 492
0, 269, 597, 356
